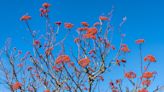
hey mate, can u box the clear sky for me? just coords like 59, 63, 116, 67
0, 0, 164, 91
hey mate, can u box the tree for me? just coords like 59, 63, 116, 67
0, 2, 161, 92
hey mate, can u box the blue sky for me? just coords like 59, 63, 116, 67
0, 0, 164, 91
